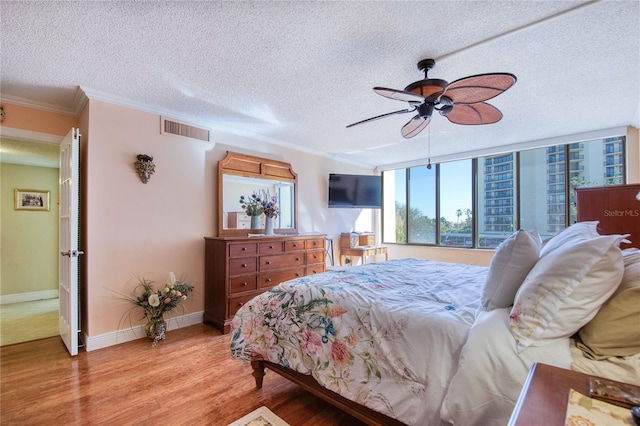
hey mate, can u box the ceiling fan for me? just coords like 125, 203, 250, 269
346, 59, 517, 138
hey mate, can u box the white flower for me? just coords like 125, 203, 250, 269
148, 293, 160, 307
181, 295, 187, 300
167, 272, 176, 288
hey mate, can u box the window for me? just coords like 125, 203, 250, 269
478, 153, 515, 248
382, 168, 407, 243
382, 136, 625, 248
407, 166, 436, 244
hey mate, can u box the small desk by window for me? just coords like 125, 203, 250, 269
339, 245, 388, 266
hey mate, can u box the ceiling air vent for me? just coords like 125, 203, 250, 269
161, 117, 210, 142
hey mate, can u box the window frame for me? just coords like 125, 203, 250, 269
381, 136, 626, 248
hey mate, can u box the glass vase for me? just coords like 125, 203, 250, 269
250, 215, 260, 229
264, 216, 274, 235
145, 318, 167, 346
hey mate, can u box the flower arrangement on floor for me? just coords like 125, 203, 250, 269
124, 272, 194, 346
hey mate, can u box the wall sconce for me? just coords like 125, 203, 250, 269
135, 154, 155, 184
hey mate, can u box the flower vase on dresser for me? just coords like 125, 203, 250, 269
250, 215, 260, 229
264, 216, 274, 236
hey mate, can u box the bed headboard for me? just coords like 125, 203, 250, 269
575, 183, 640, 249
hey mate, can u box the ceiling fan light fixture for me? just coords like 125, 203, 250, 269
416, 103, 435, 119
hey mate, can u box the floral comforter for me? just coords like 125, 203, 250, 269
230, 258, 488, 425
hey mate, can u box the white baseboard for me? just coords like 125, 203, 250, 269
83, 310, 204, 352
0, 289, 59, 305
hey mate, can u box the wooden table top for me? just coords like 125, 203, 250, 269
509, 363, 638, 425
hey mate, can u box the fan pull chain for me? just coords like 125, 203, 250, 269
426, 126, 432, 169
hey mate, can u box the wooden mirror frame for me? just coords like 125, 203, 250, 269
217, 152, 298, 237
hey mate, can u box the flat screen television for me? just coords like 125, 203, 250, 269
328, 174, 382, 209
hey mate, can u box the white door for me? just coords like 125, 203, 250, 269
59, 128, 81, 356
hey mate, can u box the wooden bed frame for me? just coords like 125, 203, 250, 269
246, 184, 640, 425
251, 360, 405, 426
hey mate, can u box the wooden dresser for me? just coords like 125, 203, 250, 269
575, 183, 640, 249
204, 234, 326, 333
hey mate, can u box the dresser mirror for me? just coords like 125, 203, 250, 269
218, 152, 298, 236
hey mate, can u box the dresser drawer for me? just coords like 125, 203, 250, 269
307, 249, 325, 265
205, 234, 327, 334
260, 267, 305, 288
229, 274, 258, 294
229, 292, 260, 316
260, 253, 304, 271
259, 241, 284, 255
229, 242, 258, 257
229, 257, 258, 276
307, 264, 326, 275
284, 240, 305, 251
305, 238, 325, 250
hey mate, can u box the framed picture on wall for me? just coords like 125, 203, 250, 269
14, 189, 50, 211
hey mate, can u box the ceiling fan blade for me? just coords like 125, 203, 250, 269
346, 108, 414, 128
443, 102, 503, 125
373, 87, 425, 103
401, 115, 430, 138
442, 73, 517, 104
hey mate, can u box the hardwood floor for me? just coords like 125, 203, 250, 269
0, 323, 366, 426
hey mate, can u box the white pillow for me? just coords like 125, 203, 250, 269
440, 308, 572, 426
539, 221, 601, 258
510, 233, 625, 352
482, 230, 541, 310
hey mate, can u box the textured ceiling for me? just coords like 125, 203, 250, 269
1, 1, 639, 168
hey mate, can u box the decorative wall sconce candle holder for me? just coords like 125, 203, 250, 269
135, 154, 156, 184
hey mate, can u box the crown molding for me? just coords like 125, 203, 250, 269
0, 126, 63, 144
0, 94, 77, 116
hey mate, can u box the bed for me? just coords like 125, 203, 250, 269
229, 184, 640, 425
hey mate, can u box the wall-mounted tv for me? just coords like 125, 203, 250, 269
328, 174, 382, 209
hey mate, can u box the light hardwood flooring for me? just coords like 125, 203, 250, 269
0, 298, 58, 346
0, 323, 366, 426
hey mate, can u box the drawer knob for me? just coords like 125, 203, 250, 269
242, 282, 248, 286
293, 243, 298, 247
238, 302, 244, 307
267, 278, 272, 282
296, 257, 300, 261
269, 245, 273, 249
295, 273, 300, 277
313, 255, 318, 259
242, 247, 247, 251
242, 263, 248, 267
266, 261, 271, 265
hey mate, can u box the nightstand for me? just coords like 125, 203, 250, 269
509, 363, 639, 425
